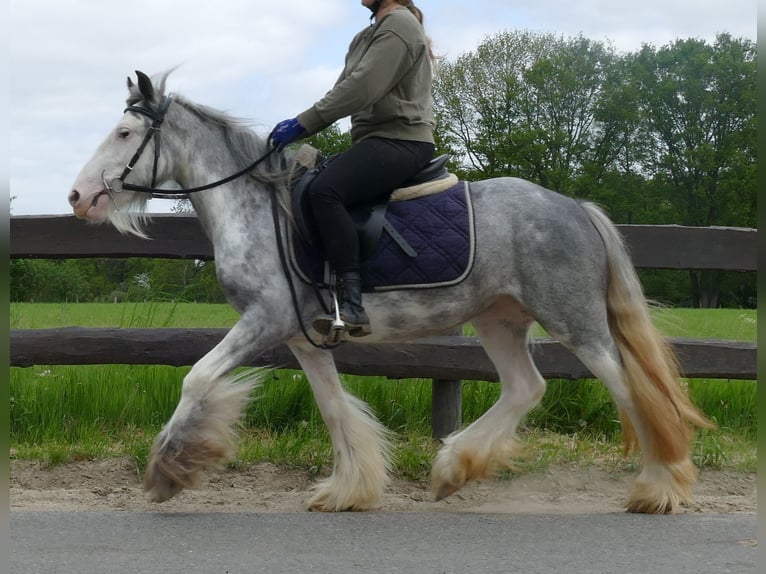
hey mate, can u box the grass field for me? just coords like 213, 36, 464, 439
10, 303, 757, 479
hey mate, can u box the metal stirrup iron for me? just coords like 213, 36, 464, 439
328, 287, 346, 343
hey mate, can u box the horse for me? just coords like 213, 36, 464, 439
68, 70, 710, 514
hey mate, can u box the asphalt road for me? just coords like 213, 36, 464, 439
11, 511, 756, 574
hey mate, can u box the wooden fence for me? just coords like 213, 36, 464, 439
10, 215, 758, 437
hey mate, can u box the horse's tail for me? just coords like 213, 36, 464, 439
580, 202, 712, 460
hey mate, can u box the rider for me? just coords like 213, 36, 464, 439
269, 0, 436, 337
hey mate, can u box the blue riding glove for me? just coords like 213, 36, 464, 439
269, 117, 305, 150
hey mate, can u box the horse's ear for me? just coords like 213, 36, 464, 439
135, 70, 155, 102
127, 76, 134, 90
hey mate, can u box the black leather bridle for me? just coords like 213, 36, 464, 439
101, 93, 276, 200
101, 94, 174, 197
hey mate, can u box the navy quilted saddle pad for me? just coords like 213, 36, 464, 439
288, 181, 476, 292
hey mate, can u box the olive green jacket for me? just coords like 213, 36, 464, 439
297, 7, 435, 144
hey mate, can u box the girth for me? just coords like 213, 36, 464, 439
291, 153, 451, 261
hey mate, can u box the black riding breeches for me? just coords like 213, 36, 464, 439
308, 137, 435, 274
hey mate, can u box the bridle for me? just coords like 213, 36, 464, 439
100, 92, 337, 350
100, 93, 276, 200
101, 94, 174, 198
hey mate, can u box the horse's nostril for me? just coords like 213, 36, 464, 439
69, 190, 80, 205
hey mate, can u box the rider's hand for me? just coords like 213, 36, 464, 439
269, 117, 305, 151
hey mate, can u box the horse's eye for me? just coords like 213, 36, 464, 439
118, 128, 130, 139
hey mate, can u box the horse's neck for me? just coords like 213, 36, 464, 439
167, 112, 265, 222
167, 109, 277, 258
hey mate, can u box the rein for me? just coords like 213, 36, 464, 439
270, 191, 339, 351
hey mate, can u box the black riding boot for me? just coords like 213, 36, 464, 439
313, 271, 371, 337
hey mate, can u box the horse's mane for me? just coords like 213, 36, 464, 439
173, 95, 283, 179
121, 70, 296, 228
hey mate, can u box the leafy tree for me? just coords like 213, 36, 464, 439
633, 34, 756, 226
433, 31, 625, 193
433, 30, 547, 179
632, 34, 756, 306
431, 30, 755, 307
304, 123, 352, 156
10, 260, 90, 302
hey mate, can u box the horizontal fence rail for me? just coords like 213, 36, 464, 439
11, 215, 758, 271
10, 215, 758, 436
10, 329, 757, 380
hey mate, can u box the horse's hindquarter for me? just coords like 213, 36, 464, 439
470, 177, 608, 284
364, 177, 610, 341
470, 177, 610, 335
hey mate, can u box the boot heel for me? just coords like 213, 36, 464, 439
347, 323, 372, 338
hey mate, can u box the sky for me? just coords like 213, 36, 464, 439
8, 0, 757, 216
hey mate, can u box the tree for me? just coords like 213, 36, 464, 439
433, 30, 548, 179
304, 123, 352, 156
432, 31, 625, 192
633, 35, 756, 226
632, 34, 756, 306
10, 259, 90, 302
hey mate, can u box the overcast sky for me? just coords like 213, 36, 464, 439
9, 0, 756, 215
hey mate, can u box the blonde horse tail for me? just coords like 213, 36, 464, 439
582, 202, 712, 512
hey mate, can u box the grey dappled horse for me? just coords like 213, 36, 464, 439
69, 71, 709, 514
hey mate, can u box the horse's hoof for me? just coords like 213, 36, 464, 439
308, 502, 334, 512
433, 482, 462, 502
146, 478, 185, 503
144, 462, 186, 503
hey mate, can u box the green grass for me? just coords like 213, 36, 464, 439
10, 301, 240, 329
649, 307, 757, 341
10, 303, 757, 479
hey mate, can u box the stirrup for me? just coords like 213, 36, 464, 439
328, 289, 346, 343
313, 314, 370, 341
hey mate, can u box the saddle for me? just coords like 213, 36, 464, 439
290, 146, 455, 261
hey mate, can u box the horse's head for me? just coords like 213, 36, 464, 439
69, 70, 172, 236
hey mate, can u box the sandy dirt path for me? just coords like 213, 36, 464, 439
11, 458, 756, 515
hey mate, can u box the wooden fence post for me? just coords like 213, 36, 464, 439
431, 327, 462, 439
431, 378, 462, 439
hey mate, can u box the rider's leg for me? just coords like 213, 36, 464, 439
309, 137, 434, 336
